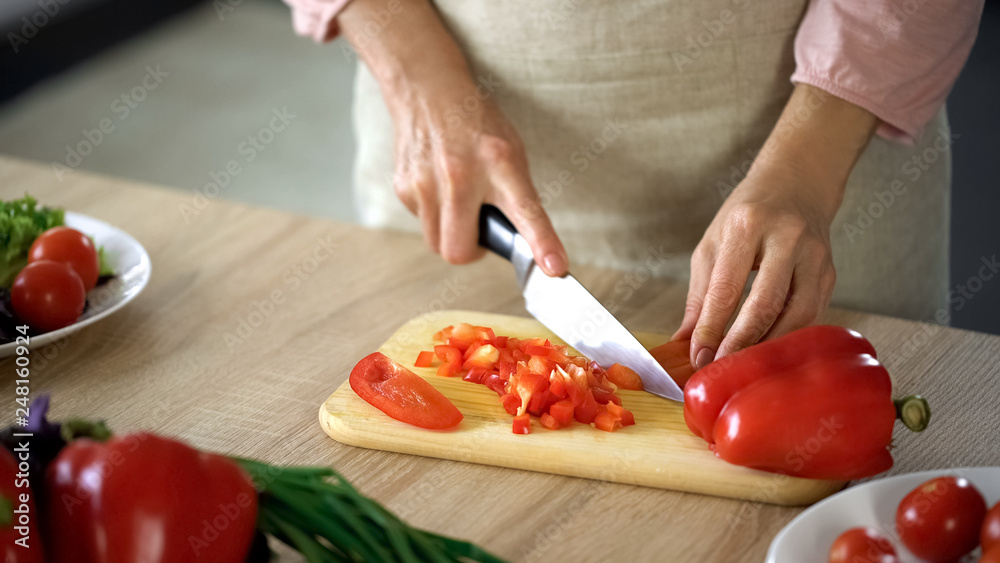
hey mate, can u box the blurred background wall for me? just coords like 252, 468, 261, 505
1, 0, 997, 334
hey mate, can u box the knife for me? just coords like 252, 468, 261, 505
478, 205, 684, 402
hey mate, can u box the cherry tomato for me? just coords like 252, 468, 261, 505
896, 476, 987, 563
28, 226, 100, 291
11, 260, 86, 332
828, 527, 898, 563
983, 501, 1000, 553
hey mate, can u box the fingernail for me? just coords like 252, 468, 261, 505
543, 253, 567, 276
695, 347, 715, 370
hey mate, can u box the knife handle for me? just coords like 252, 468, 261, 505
478, 205, 518, 262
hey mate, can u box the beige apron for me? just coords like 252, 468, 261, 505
351, 0, 950, 323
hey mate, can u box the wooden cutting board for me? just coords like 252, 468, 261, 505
320, 310, 845, 506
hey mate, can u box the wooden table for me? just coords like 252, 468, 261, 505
2, 156, 999, 562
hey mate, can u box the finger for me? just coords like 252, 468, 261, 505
672, 246, 712, 342
413, 172, 441, 254
393, 149, 418, 216
490, 162, 568, 277
715, 243, 794, 358
435, 157, 486, 264
762, 258, 831, 340
690, 236, 756, 369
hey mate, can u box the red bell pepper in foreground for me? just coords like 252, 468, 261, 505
6, 395, 503, 563
46, 432, 258, 562
683, 325, 929, 480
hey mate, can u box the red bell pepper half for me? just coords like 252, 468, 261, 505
683, 325, 929, 480
45, 432, 258, 562
352, 352, 463, 429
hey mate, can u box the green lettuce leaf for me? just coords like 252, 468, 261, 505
1, 195, 65, 287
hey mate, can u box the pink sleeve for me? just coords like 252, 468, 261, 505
281, 0, 353, 43
791, 0, 983, 144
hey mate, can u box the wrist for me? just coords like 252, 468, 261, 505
337, 0, 476, 119
747, 83, 877, 219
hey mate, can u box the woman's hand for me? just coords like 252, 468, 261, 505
674, 84, 878, 368
338, 0, 568, 276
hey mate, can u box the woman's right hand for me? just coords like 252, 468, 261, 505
338, 0, 568, 276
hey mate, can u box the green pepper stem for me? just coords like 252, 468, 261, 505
894, 395, 931, 432
60, 418, 112, 442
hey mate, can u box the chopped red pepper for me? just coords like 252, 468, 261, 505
594, 407, 623, 432
427, 324, 645, 435
414, 350, 435, 368
512, 414, 531, 434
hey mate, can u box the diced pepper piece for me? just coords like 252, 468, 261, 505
414, 350, 436, 368
500, 393, 522, 416
527, 355, 554, 378
463, 344, 500, 371
574, 390, 600, 424
549, 399, 575, 426
437, 361, 461, 377
483, 372, 507, 395
512, 413, 531, 434
605, 363, 644, 391
540, 413, 562, 431
606, 402, 635, 426
463, 368, 488, 385
447, 323, 478, 352
594, 407, 623, 432
525, 345, 551, 357
473, 326, 496, 342
592, 386, 623, 406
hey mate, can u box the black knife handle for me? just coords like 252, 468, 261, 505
478, 205, 518, 262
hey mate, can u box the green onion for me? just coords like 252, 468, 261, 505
234, 458, 507, 563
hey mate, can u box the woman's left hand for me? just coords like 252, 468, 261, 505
672, 83, 877, 369
673, 163, 839, 369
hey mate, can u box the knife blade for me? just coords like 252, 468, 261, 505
478, 205, 684, 402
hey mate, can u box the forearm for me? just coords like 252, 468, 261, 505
337, 0, 475, 119
750, 83, 878, 220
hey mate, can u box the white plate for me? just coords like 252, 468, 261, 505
767, 467, 1000, 563
0, 211, 151, 357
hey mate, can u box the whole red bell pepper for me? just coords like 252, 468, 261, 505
45, 432, 258, 562
0, 448, 44, 563
683, 325, 928, 480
